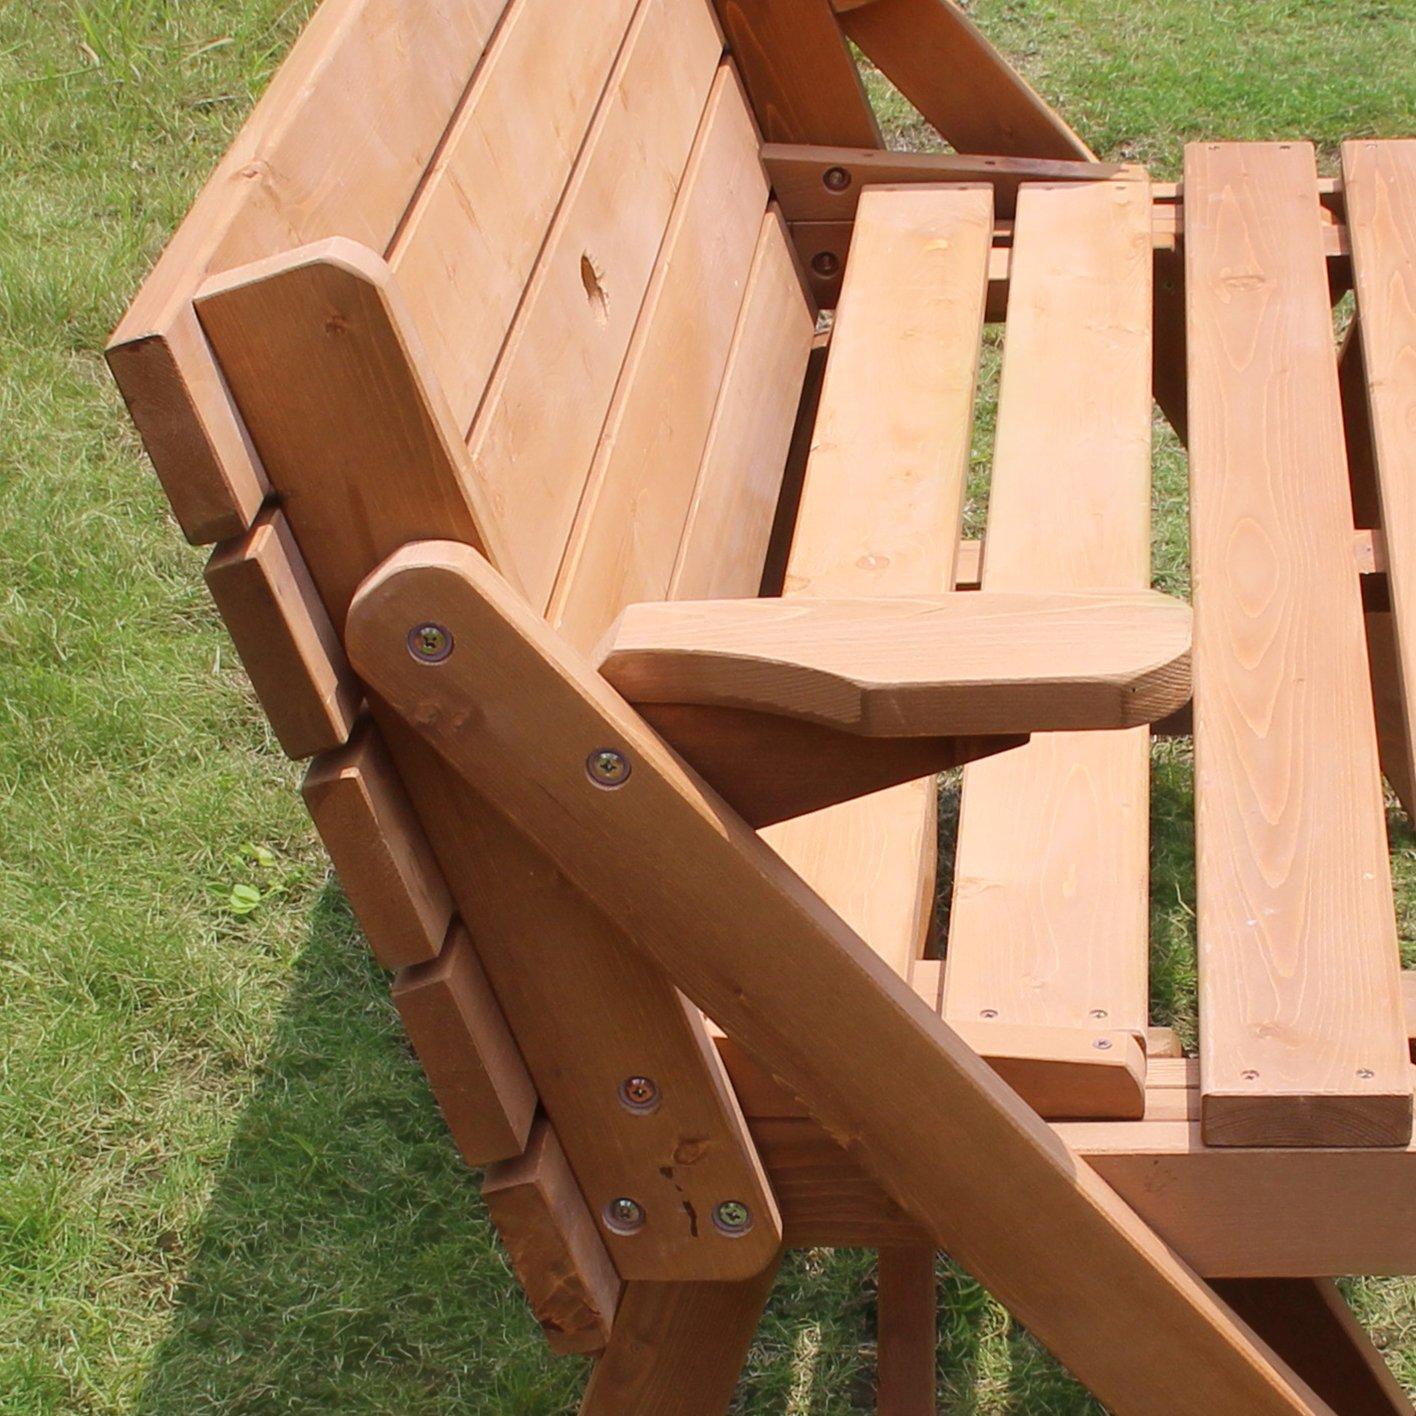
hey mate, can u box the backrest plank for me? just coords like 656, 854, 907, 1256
1185, 142, 1411, 1147
466, 0, 724, 606
712, 0, 881, 147
762, 185, 992, 977
942, 179, 1154, 1118
670, 208, 816, 601
390, 0, 642, 433
550, 67, 771, 652
108, 0, 509, 543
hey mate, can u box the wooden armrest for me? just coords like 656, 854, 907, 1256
597, 590, 1191, 736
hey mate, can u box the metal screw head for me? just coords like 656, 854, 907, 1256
1092, 1038, 1112, 1051
1242, 1069, 1260, 1081
407, 622, 453, 663
618, 1076, 660, 1113
587, 748, 631, 787
712, 1200, 752, 1237
822, 165, 852, 192
1088, 1008, 1108, 1020
979, 1008, 998, 1020
1357, 1068, 1375, 1079
810, 250, 840, 278
605, 1197, 645, 1234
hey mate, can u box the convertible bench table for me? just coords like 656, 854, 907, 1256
109, 0, 1416, 1409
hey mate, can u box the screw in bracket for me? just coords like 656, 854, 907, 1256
407, 622, 453, 663
712, 1200, 753, 1237
810, 250, 840, 278
822, 165, 852, 192
587, 748, 631, 788
604, 1197, 645, 1234
1092, 1038, 1112, 1051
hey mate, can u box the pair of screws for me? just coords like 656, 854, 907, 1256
604, 1198, 753, 1237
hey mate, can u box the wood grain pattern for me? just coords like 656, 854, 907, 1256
204, 508, 360, 758
836, 0, 1093, 160
761, 185, 993, 978
347, 541, 1328, 1414
389, 0, 641, 433
1346, 141, 1416, 830
1185, 142, 1411, 1147
550, 67, 769, 652
391, 922, 537, 1164
943, 180, 1155, 1119
465, 0, 723, 607
302, 721, 453, 969
669, 208, 816, 601
580, 1263, 781, 1413
483, 1118, 623, 1356
875, 1248, 937, 1414
108, 0, 506, 541
713, 0, 881, 146
601, 589, 1190, 735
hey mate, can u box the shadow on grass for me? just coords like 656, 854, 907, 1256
135, 876, 1109, 1413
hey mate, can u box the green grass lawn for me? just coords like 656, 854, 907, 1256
1, 1, 1414, 1410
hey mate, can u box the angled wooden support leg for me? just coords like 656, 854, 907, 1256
876, 1248, 936, 1414
347, 540, 1330, 1416
1213, 1280, 1413, 1416
580, 1260, 781, 1415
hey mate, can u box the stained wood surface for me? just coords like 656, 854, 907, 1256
108, 0, 505, 541
875, 1248, 937, 1414
1346, 141, 1416, 831
762, 185, 992, 977
348, 542, 1329, 1415
550, 68, 769, 653
669, 209, 816, 601
204, 508, 360, 758
483, 1118, 623, 1356
1185, 142, 1411, 1147
390, 0, 640, 433
601, 590, 1190, 735
943, 180, 1155, 1118
302, 721, 452, 969
1214, 1279, 1413, 1416
835, 0, 1093, 160
764, 144, 1138, 222
391, 923, 537, 1165
465, 0, 723, 606
712, 0, 881, 147
580, 1263, 781, 1414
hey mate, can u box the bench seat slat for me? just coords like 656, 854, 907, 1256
466, 0, 723, 607
551, 67, 770, 652
943, 179, 1154, 1118
1185, 141, 1411, 1148
763, 185, 993, 976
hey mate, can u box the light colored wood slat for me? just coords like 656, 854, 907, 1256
466, 0, 723, 607
1185, 142, 1411, 1148
204, 508, 360, 758
1405, 971, 1416, 1043
875, 1248, 937, 1414
764, 143, 1140, 222
1214, 1279, 1413, 1416
107, 0, 506, 542
194, 239, 509, 622
750, 1109, 1416, 1276
579, 1264, 781, 1414
483, 1118, 623, 1356
302, 721, 453, 969
954, 538, 983, 590
835, 0, 1093, 160
669, 209, 816, 601
391, 922, 537, 1165
550, 68, 770, 653
1346, 141, 1416, 827
600, 589, 1189, 735
762, 185, 993, 978
348, 542, 1328, 1414
712, 0, 880, 147
943, 180, 1155, 1119
389, 0, 640, 435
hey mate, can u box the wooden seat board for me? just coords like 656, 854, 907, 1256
943, 179, 1154, 1115
1184, 141, 1411, 1148
1344, 140, 1416, 844
464, 0, 724, 607
761, 184, 993, 977
550, 67, 770, 652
